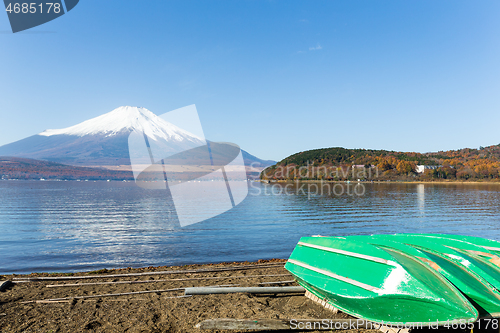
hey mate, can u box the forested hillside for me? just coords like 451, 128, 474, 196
261, 145, 500, 181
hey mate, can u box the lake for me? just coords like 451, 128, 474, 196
1, 180, 500, 274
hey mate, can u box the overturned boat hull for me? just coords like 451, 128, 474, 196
285, 236, 478, 325
349, 234, 500, 318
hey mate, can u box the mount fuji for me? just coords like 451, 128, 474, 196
0, 106, 274, 168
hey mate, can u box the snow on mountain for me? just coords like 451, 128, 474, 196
0, 106, 276, 169
39, 106, 204, 143
0, 106, 207, 165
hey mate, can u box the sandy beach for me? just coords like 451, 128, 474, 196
0, 259, 372, 333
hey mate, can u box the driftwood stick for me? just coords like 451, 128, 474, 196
21, 288, 185, 303
92, 298, 148, 302
14, 263, 284, 281
31, 300, 71, 304
195, 318, 378, 330
258, 280, 295, 285
46, 274, 292, 288
24, 294, 193, 304
185, 286, 305, 295
21, 283, 239, 304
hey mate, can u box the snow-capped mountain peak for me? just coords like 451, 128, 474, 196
39, 106, 203, 143
0, 105, 276, 168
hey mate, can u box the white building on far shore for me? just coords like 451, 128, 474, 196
416, 165, 440, 173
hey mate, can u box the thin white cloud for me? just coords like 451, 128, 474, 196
178, 78, 198, 89
309, 44, 323, 51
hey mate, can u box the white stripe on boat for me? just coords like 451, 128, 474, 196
483, 246, 500, 252
446, 245, 497, 258
444, 245, 500, 267
287, 259, 381, 292
298, 242, 394, 266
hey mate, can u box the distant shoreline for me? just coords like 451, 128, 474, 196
260, 179, 500, 185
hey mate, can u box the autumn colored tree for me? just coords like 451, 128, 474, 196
396, 161, 416, 175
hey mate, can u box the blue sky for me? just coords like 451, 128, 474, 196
1, 0, 499, 161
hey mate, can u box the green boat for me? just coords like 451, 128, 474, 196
414, 233, 500, 257
285, 236, 479, 325
379, 234, 500, 292
348, 234, 500, 318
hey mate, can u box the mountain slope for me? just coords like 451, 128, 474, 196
0, 106, 275, 169
241, 150, 275, 168
0, 156, 134, 180
0, 133, 133, 165
39, 106, 202, 143
0, 106, 205, 165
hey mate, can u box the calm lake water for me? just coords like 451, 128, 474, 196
1, 180, 500, 274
